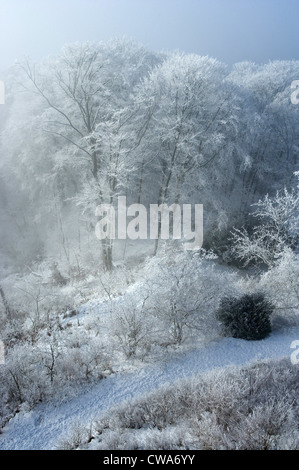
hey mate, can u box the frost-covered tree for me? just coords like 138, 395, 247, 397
134, 53, 247, 252
228, 61, 299, 205
260, 249, 299, 320
142, 249, 239, 344
231, 175, 299, 269
1, 43, 298, 272
2, 39, 161, 270
110, 292, 153, 358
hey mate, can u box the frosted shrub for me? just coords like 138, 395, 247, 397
0, 331, 111, 429
260, 249, 299, 325
57, 342, 110, 383
111, 294, 154, 359
51, 262, 68, 286
229, 399, 297, 450
143, 250, 237, 344
231, 182, 299, 269
56, 420, 92, 450
216, 292, 273, 340
5, 345, 48, 408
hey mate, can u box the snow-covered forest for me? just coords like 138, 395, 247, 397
0, 38, 299, 450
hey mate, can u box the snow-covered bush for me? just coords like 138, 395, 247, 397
216, 292, 273, 340
107, 249, 238, 358
0, 325, 112, 430
260, 249, 299, 325
108, 288, 156, 359
4, 344, 48, 409
231, 179, 299, 269
193, 398, 296, 450
57, 337, 111, 383
56, 420, 93, 450
142, 249, 239, 345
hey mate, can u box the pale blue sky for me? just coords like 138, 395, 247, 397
0, 0, 298, 70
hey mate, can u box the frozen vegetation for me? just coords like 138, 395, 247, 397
0, 39, 298, 450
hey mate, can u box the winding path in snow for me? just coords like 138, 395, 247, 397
0, 326, 298, 450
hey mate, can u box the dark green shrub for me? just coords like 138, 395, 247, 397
216, 292, 273, 340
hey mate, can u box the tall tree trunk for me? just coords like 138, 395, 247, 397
137, 161, 145, 205
89, 136, 98, 179
0, 284, 11, 320
101, 239, 113, 271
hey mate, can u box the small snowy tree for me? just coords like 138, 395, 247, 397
260, 249, 299, 321
109, 287, 155, 359
143, 249, 238, 344
231, 176, 299, 269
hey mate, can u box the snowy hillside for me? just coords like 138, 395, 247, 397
0, 37, 298, 450
1, 320, 298, 450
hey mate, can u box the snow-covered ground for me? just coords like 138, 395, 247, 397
1, 324, 298, 450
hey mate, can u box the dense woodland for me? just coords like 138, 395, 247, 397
0, 39, 298, 271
